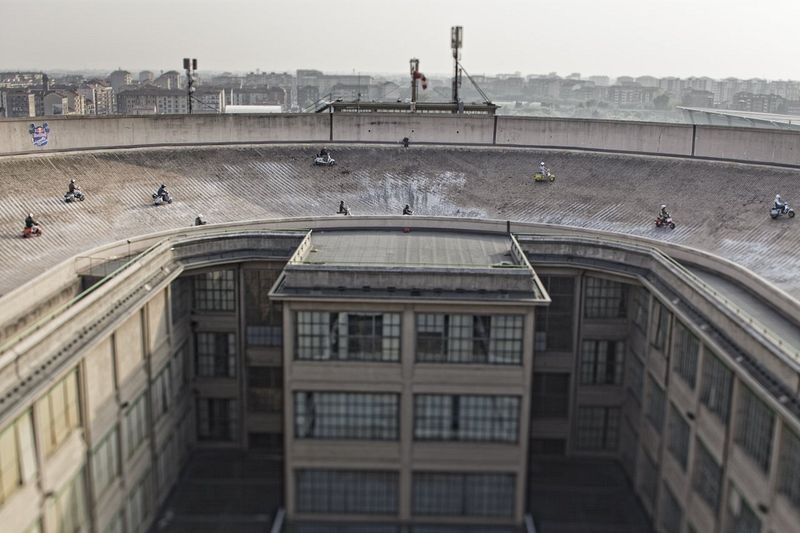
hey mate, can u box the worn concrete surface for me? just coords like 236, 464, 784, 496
0, 144, 798, 299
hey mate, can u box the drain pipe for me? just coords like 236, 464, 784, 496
524, 513, 538, 533
270, 508, 286, 533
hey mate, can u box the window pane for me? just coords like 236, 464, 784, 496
295, 392, 399, 440
416, 314, 523, 365
584, 277, 628, 319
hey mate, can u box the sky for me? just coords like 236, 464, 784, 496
3, 0, 800, 80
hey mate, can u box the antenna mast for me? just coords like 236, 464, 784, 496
451, 26, 463, 106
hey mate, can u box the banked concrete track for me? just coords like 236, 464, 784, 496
0, 144, 798, 298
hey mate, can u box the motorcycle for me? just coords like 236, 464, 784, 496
655, 214, 676, 229
532, 169, 556, 182
770, 203, 795, 219
152, 190, 173, 205
64, 189, 86, 203
22, 225, 42, 238
314, 154, 336, 166
337, 206, 351, 216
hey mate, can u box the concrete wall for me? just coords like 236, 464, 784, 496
4, 113, 800, 166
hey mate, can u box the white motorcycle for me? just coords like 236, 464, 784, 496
770, 203, 795, 219
314, 154, 336, 166
153, 190, 173, 205
64, 189, 85, 203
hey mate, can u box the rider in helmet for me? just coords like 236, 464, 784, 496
319, 147, 329, 159
403, 204, 413, 215
338, 200, 347, 214
539, 161, 547, 176
775, 194, 786, 211
659, 204, 670, 220
157, 184, 168, 198
68, 178, 78, 193
194, 214, 207, 226
25, 212, 37, 229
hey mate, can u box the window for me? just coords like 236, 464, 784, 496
639, 450, 658, 509
667, 404, 690, 471
534, 276, 575, 351
626, 352, 644, 404
580, 340, 625, 385
127, 470, 151, 533
247, 366, 283, 413
172, 345, 186, 397
692, 438, 722, 512
91, 427, 119, 498
296, 469, 398, 515
249, 433, 284, 453
38, 369, 81, 457
700, 353, 733, 424
416, 314, 523, 365
197, 398, 238, 441
170, 276, 192, 324
778, 427, 800, 510
244, 268, 284, 346
125, 393, 148, 457
296, 312, 401, 362
725, 486, 761, 533
0, 411, 37, 505
735, 385, 775, 474
645, 376, 666, 433
412, 472, 515, 517
631, 286, 649, 334
660, 482, 683, 533
46, 468, 88, 533
529, 438, 566, 455
673, 321, 700, 389
151, 363, 172, 421
531, 373, 570, 418
156, 433, 178, 491
584, 277, 628, 319
193, 270, 235, 311
196, 332, 236, 378
576, 406, 620, 451
414, 395, 520, 443
295, 392, 399, 440
650, 300, 671, 350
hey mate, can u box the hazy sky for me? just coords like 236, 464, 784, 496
3, 0, 800, 80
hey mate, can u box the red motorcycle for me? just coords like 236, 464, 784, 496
655, 215, 676, 230
22, 225, 43, 238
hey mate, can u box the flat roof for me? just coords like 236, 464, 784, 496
302, 230, 516, 268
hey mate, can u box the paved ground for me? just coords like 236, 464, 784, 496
1, 144, 799, 300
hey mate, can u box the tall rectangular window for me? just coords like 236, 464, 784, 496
667, 404, 690, 471
197, 398, 238, 441
576, 406, 620, 451
295, 392, 399, 440
46, 468, 88, 533
125, 393, 148, 458
414, 395, 520, 443
650, 300, 671, 350
639, 450, 658, 509
151, 363, 172, 422
584, 277, 628, 319
700, 353, 733, 424
247, 366, 283, 413
660, 482, 683, 533
626, 352, 644, 404
673, 321, 700, 389
38, 369, 81, 458
196, 332, 237, 378
170, 276, 192, 325
127, 470, 151, 533
778, 427, 800, 511
630, 286, 649, 334
579, 340, 625, 385
0, 411, 37, 505
296, 469, 399, 515
91, 426, 120, 498
646, 376, 666, 433
692, 438, 722, 512
531, 373, 570, 419
725, 487, 761, 533
735, 385, 775, 474
193, 270, 235, 311
296, 312, 401, 362
534, 276, 575, 351
416, 313, 523, 365
412, 472, 515, 518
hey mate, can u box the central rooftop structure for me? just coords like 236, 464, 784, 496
272, 229, 549, 303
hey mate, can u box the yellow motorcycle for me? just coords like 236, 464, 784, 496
532, 169, 556, 182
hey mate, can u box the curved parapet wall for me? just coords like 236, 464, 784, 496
3, 114, 800, 166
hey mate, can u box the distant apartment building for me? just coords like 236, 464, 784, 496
587, 75, 610, 86
732, 92, 786, 114
139, 70, 155, 84
635, 75, 660, 88
212, 73, 245, 88
108, 70, 132, 92
682, 89, 715, 108
154, 71, 183, 90
193, 88, 225, 113
229, 87, 286, 108
43, 90, 85, 115
116, 86, 224, 114
0, 71, 45, 89
77, 81, 114, 115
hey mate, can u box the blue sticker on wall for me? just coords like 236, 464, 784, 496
29, 122, 49, 146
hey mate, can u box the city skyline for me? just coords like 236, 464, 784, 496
3, 0, 800, 80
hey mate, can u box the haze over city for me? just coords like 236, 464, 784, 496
3, 0, 800, 79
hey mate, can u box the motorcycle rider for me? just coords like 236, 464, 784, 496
775, 194, 786, 212
318, 147, 330, 160
194, 214, 207, 226
539, 161, 547, 176
156, 183, 168, 199
25, 212, 38, 229
403, 204, 413, 215
68, 178, 78, 193
337, 200, 348, 214
658, 204, 671, 221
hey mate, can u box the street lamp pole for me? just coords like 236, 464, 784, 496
183, 58, 197, 114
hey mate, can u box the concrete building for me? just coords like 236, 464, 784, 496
1, 89, 34, 117
153, 71, 182, 90
108, 70, 132, 92
77, 81, 114, 116
139, 71, 154, 84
